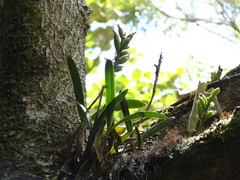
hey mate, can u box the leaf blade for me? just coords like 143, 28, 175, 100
115, 99, 146, 111
106, 112, 168, 136
67, 56, 85, 119
141, 118, 174, 141
105, 59, 116, 129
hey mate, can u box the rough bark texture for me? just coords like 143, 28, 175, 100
106, 107, 240, 180
0, 0, 91, 178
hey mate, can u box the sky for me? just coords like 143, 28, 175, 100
86, 1, 240, 92
131, 0, 240, 74
87, 23, 240, 91
129, 24, 240, 74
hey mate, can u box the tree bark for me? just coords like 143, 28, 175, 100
96, 66, 240, 180
0, 0, 91, 178
107, 107, 240, 180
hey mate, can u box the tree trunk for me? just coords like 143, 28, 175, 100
0, 0, 91, 178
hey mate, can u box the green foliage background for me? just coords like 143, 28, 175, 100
85, 0, 239, 110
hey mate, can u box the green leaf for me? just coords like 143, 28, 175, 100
135, 126, 143, 148
188, 81, 207, 136
105, 59, 116, 129
90, 89, 128, 142
120, 96, 133, 132
207, 88, 220, 104
195, 120, 202, 134
141, 118, 174, 141
115, 99, 146, 111
144, 72, 151, 80
67, 56, 85, 119
112, 131, 133, 154
132, 69, 142, 80
199, 96, 207, 110
84, 90, 128, 160
76, 102, 92, 131
197, 103, 204, 119
205, 111, 214, 120
93, 119, 105, 162
106, 112, 168, 136
120, 131, 133, 144
212, 87, 220, 96
105, 59, 116, 104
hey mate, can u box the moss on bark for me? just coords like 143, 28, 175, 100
0, 1, 47, 127
0, 0, 91, 178
0, 1, 50, 178
99, 107, 240, 180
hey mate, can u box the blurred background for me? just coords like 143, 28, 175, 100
85, 0, 240, 110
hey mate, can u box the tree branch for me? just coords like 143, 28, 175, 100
149, 0, 240, 40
